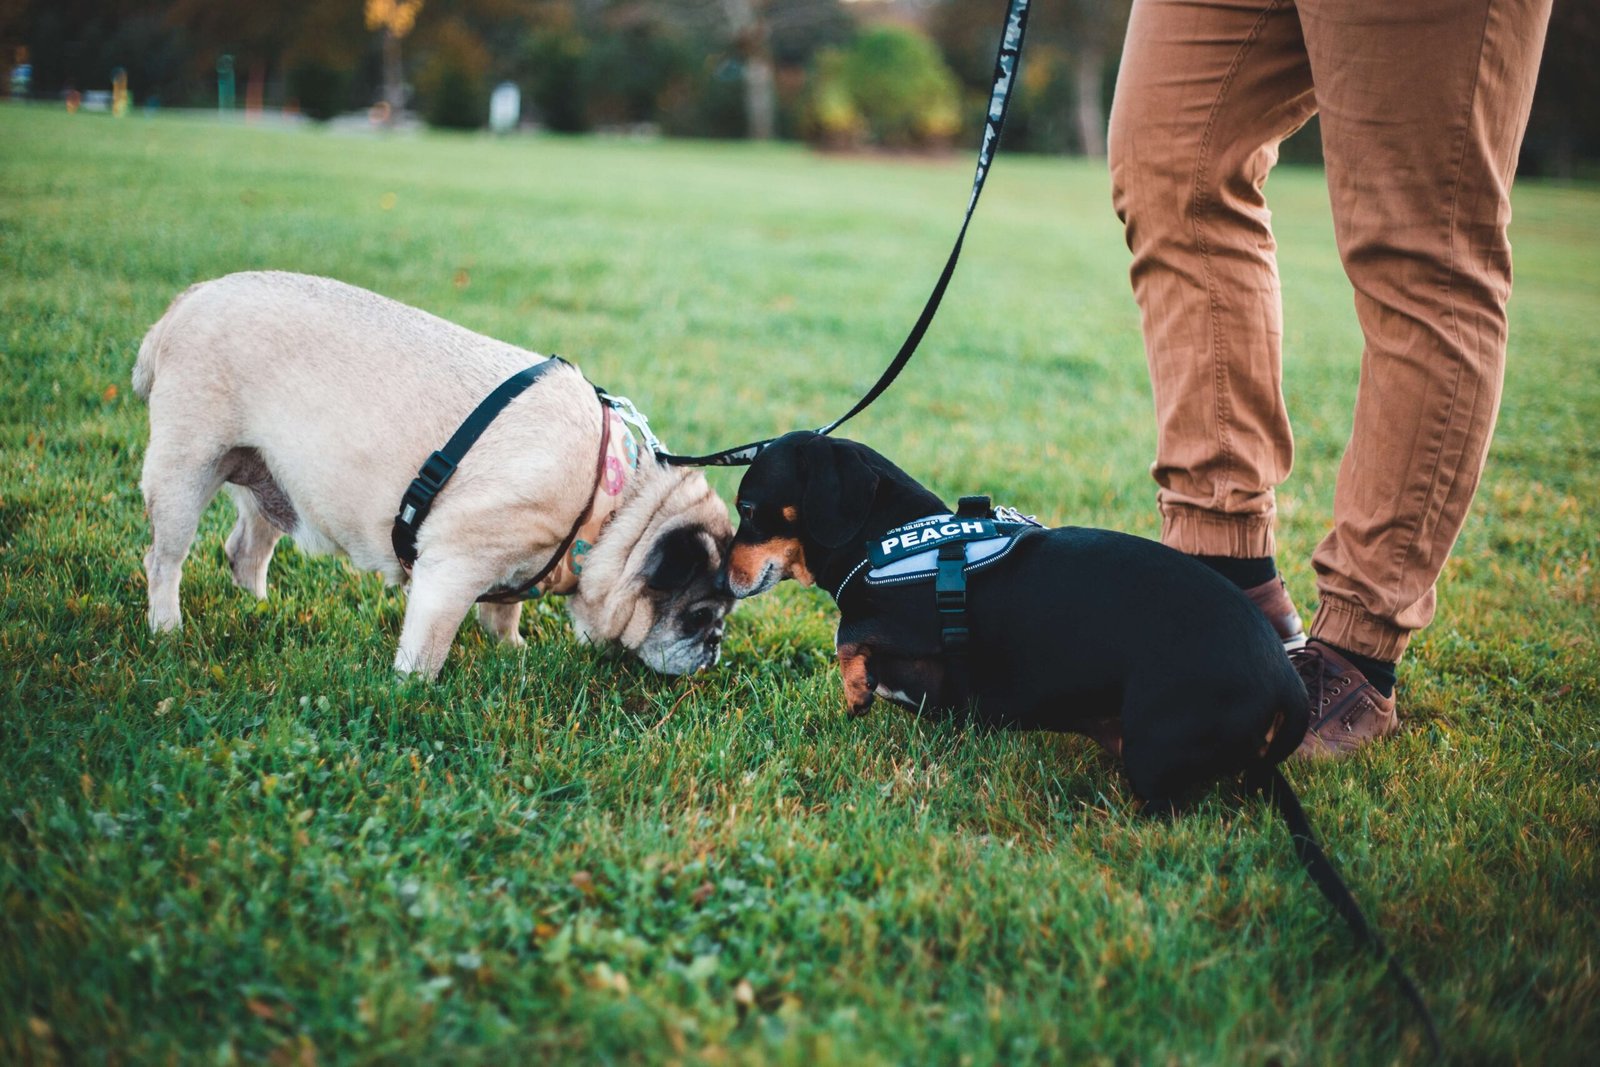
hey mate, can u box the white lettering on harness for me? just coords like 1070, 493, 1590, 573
878, 520, 986, 556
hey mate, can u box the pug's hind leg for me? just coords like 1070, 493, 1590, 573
395, 562, 491, 678
476, 601, 525, 648
223, 486, 280, 599
140, 438, 225, 634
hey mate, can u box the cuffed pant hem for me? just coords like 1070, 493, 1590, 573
1159, 504, 1277, 558
1310, 596, 1412, 662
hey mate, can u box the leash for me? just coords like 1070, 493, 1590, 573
390, 356, 611, 603
1253, 766, 1443, 1057
657, 0, 1033, 468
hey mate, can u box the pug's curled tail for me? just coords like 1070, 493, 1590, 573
132, 283, 201, 400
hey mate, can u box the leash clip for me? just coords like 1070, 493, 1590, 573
992, 504, 1043, 528
600, 391, 668, 460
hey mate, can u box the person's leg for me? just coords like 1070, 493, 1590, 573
1300, 0, 1552, 664
1110, 0, 1318, 571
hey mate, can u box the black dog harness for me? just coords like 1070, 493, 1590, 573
835, 495, 1041, 653
391, 357, 649, 604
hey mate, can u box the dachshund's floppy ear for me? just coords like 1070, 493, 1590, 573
800, 435, 879, 549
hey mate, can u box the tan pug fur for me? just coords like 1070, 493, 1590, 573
133, 271, 732, 677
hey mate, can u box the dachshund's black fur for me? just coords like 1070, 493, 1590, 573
723, 431, 1438, 1051
725, 431, 1307, 809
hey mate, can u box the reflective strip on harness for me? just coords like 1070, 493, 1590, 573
866, 534, 1018, 585
856, 503, 1036, 654
869, 515, 999, 567
864, 515, 1031, 588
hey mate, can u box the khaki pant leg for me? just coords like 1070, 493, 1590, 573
1109, 0, 1317, 559
1300, 0, 1552, 659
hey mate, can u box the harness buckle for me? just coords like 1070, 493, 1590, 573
935, 584, 966, 611
415, 451, 456, 492
935, 545, 966, 607
934, 542, 969, 654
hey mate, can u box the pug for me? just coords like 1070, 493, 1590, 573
133, 271, 733, 677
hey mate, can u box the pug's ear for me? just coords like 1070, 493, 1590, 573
646, 526, 708, 591
800, 435, 879, 549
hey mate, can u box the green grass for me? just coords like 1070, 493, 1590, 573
1, 104, 1596, 1064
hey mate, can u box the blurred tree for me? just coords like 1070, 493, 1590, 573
8, 1, 193, 104
804, 47, 862, 147
1061, 0, 1130, 158
929, 0, 1127, 156
416, 14, 490, 127
647, 0, 849, 140
284, 3, 368, 120
583, 11, 695, 128
166, 0, 327, 105
0, 0, 27, 87
366, 0, 423, 119
1524, 0, 1600, 178
524, 18, 591, 131
804, 24, 959, 150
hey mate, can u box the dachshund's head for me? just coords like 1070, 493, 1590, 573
722, 432, 882, 598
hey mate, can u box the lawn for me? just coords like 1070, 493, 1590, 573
1, 104, 1595, 1064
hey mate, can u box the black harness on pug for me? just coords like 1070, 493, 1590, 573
390, 357, 659, 603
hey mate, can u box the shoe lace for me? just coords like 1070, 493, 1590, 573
1289, 643, 1333, 713
1290, 643, 1362, 726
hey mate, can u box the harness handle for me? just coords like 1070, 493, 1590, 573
657, 0, 1033, 468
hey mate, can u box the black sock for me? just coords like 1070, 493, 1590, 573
1326, 643, 1397, 698
1193, 554, 1277, 590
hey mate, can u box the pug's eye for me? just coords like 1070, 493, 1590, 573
736, 500, 756, 521
687, 607, 715, 631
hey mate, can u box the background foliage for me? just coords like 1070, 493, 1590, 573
0, 0, 1595, 170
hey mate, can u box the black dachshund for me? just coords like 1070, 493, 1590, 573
723, 431, 1437, 1051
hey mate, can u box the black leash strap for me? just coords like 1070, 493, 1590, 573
392, 357, 569, 567
659, 0, 1032, 467
1256, 767, 1443, 1058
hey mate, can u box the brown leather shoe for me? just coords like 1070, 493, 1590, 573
1242, 576, 1306, 649
1289, 640, 1400, 759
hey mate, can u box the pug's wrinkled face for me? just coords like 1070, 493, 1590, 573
634, 524, 733, 674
